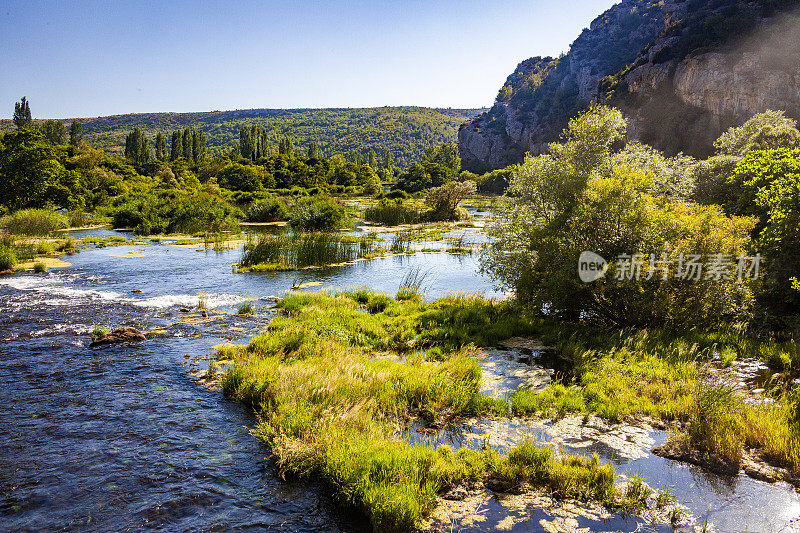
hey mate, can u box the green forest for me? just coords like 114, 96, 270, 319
0, 106, 484, 168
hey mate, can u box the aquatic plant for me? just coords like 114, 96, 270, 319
396, 267, 429, 301
363, 200, 419, 226
91, 326, 109, 342
237, 302, 255, 315
239, 233, 374, 270
1, 209, 69, 236
219, 291, 631, 530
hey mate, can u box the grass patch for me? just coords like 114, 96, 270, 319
218, 291, 647, 530
363, 200, 420, 226
239, 233, 380, 270
237, 301, 256, 315
2, 209, 69, 236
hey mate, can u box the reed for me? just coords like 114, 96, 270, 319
240, 233, 376, 270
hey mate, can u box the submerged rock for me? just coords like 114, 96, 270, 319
90, 327, 146, 347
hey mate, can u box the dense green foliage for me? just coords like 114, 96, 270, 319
483, 106, 757, 328
0, 107, 483, 168
288, 196, 352, 231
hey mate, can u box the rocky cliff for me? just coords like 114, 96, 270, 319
459, 0, 666, 172
604, 0, 800, 157
461, 0, 800, 171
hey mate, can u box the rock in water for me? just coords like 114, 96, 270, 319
90, 327, 146, 347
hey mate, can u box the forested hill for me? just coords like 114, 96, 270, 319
0, 107, 485, 168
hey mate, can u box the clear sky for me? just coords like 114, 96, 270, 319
0, 0, 616, 118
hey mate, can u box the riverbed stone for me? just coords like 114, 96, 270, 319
89, 327, 146, 347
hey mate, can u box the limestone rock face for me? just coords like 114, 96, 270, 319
460, 0, 800, 168
458, 0, 667, 172
609, 5, 800, 156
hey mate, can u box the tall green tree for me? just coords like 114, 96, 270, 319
155, 132, 167, 161
307, 141, 321, 160
124, 127, 150, 166
239, 126, 255, 160
382, 147, 391, 169
182, 127, 193, 164
368, 149, 378, 168
170, 130, 182, 161
41, 120, 67, 145
0, 129, 66, 209
69, 121, 83, 146
278, 137, 293, 156
13, 97, 32, 129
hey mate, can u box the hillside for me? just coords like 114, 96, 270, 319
0, 107, 485, 168
459, 0, 800, 170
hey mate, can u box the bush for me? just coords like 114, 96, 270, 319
2, 209, 69, 236
424, 181, 475, 221
0, 245, 17, 271
483, 105, 755, 328
110, 190, 242, 235
246, 198, 289, 222
289, 196, 351, 231
363, 199, 419, 226
714, 110, 800, 157
33, 262, 47, 273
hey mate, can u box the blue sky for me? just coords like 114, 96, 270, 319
0, 0, 616, 118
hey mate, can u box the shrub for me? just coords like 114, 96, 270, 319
246, 198, 290, 222
289, 196, 351, 231
483, 105, 756, 328
363, 199, 419, 226
0, 245, 16, 271
2, 209, 69, 236
33, 262, 47, 273
424, 180, 475, 221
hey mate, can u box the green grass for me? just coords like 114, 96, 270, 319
237, 302, 256, 315
363, 202, 420, 226
239, 233, 380, 270
1, 209, 69, 236
217, 291, 657, 530
91, 326, 109, 342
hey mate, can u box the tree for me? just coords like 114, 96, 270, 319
182, 127, 192, 164
278, 137, 293, 156
425, 180, 475, 220
41, 120, 67, 145
733, 148, 800, 318
69, 121, 83, 146
124, 127, 150, 166
13, 97, 32, 129
368, 149, 378, 168
307, 141, 321, 160
382, 147, 391, 169
715, 110, 800, 157
482, 105, 754, 328
0, 129, 66, 209
155, 133, 167, 161
170, 131, 182, 161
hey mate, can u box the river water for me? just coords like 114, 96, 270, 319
1, 230, 798, 532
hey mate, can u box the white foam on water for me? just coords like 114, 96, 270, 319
1, 272, 247, 311
127, 292, 247, 309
